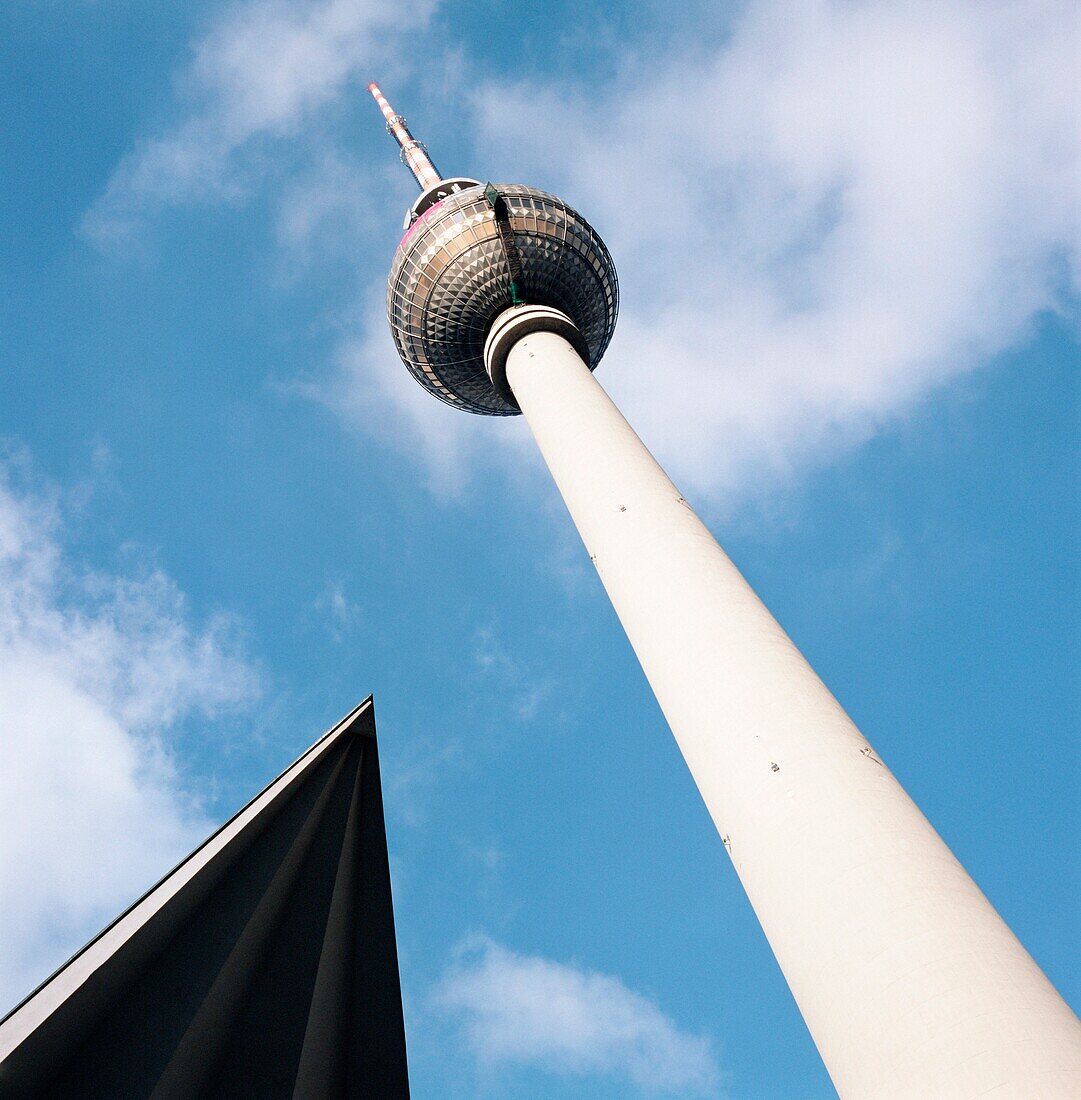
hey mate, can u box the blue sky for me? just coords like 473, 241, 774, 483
1, 1, 1078, 1096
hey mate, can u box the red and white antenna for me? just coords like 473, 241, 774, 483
368, 82, 442, 191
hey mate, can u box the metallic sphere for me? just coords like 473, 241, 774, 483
386, 183, 618, 415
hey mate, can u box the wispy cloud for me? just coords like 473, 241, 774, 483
312, 576, 360, 641
82, 0, 434, 246
317, 287, 517, 499
383, 733, 463, 827
274, 147, 384, 267
471, 621, 552, 723
435, 936, 722, 1096
0, 455, 260, 1008
467, 0, 1080, 503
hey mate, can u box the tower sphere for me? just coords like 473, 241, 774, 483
387, 182, 619, 415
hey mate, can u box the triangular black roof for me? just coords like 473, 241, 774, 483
0, 698, 409, 1098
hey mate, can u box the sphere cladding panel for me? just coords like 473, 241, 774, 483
387, 184, 618, 415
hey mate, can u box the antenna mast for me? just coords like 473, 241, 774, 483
368, 82, 441, 191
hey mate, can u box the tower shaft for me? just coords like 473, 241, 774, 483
493, 312, 1081, 1097
369, 77, 1081, 1092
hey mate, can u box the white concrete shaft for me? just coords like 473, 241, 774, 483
504, 328, 1081, 1098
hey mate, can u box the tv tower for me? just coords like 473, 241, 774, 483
369, 83, 1081, 1095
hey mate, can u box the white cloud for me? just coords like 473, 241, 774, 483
0, 459, 259, 1008
469, 0, 1080, 502
436, 936, 721, 1096
84, 0, 1080, 508
82, 0, 433, 244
